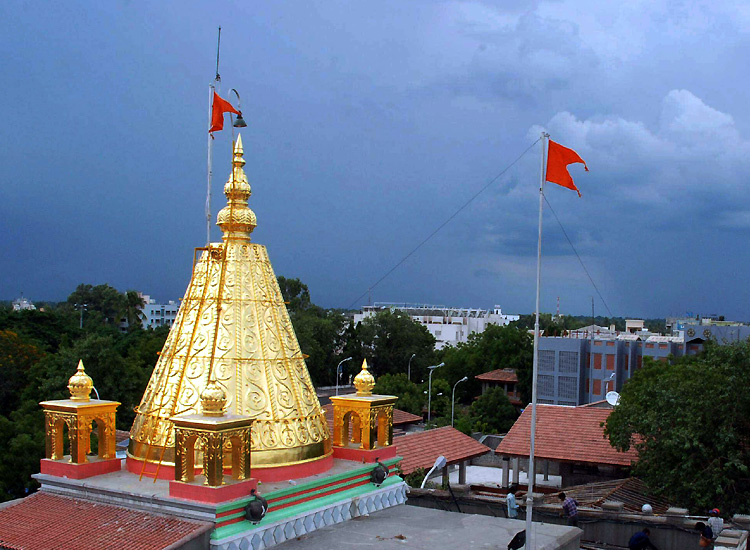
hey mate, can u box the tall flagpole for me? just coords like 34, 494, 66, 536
525, 131, 549, 549
206, 26, 222, 247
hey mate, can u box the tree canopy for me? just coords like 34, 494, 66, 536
604, 341, 750, 514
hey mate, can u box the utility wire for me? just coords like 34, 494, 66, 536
543, 195, 613, 317
346, 138, 541, 310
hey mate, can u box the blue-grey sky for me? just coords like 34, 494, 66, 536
2, 1, 750, 319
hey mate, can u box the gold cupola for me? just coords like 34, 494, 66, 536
129, 135, 331, 472
200, 381, 227, 417
68, 359, 93, 401
353, 359, 375, 396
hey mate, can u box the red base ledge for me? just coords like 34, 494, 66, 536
40, 457, 122, 479
332, 445, 398, 463
169, 477, 258, 504
128, 453, 334, 483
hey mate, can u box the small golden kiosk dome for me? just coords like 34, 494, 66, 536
353, 359, 375, 396
68, 359, 93, 401
200, 381, 227, 417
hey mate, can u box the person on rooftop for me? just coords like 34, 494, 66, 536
557, 492, 578, 527
708, 509, 723, 540
506, 485, 520, 519
628, 528, 659, 550
695, 522, 714, 548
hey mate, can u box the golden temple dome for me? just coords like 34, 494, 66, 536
129, 132, 331, 471
200, 381, 227, 417
353, 359, 375, 396
68, 359, 93, 401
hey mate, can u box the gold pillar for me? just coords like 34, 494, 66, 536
171, 381, 253, 487
40, 360, 120, 464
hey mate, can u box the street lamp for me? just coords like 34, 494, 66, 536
408, 353, 416, 381
335, 357, 352, 396
451, 376, 468, 427
74, 303, 88, 329
427, 362, 444, 425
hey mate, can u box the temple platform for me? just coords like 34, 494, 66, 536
33, 456, 406, 549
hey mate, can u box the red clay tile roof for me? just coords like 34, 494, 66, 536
322, 404, 422, 434
476, 369, 518, 383
0, 492, 213, 550
395, 426, 491, 475
496, 405, 637, 467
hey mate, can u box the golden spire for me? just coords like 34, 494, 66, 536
353, 359, 375, 396
217, 134, 257, 241
68, 359, 93, 401
129, 134, 331, 469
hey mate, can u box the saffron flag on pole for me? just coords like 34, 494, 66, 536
209, 91, 239, 133
546, 140, 588, 197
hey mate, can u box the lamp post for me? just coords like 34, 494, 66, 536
75, 303, 87, 329
427, 362, 444, 425
335, 357, 352, 396
408, 353, 416, 381
451, 376, 468, 427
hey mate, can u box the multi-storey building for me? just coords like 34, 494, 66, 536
139, 294, 179, 329
537, 322, 750, 406
354, 303, 519, 349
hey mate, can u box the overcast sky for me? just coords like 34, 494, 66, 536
2, 1, 749, 319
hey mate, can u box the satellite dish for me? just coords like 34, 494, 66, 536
605, 391, 621, 406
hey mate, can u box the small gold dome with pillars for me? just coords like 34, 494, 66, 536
354, 359, 376, 396
68, 359, 93, 401
200, 381, 227, 417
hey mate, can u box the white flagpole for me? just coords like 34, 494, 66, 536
206, 84, 214, 247
525, 131, 549, 549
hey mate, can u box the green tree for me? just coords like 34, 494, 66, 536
66, 283, 128, 326
468, 387, 517, 434
373, 373, 423, 415
356, 310, 438, 380
277, 276, 311, 312
0, 331, 43, 417
604, 342, 750, 514
123, 290, 146, 328
441, 324, 532, 404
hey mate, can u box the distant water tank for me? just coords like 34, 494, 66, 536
642, 504, 653, 515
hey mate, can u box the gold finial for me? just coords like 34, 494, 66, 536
217, 133, 257, 240
200, 381, 227, 416
353, 359, 375, 396
68, 359, 94, 401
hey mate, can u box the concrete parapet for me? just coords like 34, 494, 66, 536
601, 500, 624, 512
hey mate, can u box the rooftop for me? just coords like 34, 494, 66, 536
395, 426, 491, 475
542, 477, 671, 514
496, 405, 638, 467
475, 368, 518, 383
271, 502, 580, 550
0, 492, 212, 550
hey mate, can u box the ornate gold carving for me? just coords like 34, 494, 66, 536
330, 393, 397, 452
129, 134, 331, 469
41, 400, 119, 464
353, 359, 375, 396
201, 381, 227, 416
68, 359, 93, 401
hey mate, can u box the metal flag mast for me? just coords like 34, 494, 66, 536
206, 26, 222, 246
525, 131, 549, 549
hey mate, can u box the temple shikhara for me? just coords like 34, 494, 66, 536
0, 135, 406, 550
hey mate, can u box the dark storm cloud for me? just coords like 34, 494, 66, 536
2, 0, 750, 319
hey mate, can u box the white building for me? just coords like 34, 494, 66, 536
354, 303, 520, 349
12, 296, 36, 311
139, 294, 179, 329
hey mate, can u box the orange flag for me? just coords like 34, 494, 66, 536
546, 140, 588, 197
209, 91, 240, 133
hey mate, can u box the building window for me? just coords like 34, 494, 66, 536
594, 354, 602, 369
558, 376, 578, 400
538, 375, 554, 396
594, 341, 602, 346
645, 343, 654, 349
606, 355, 614, 370
623, 356, 629, 371
538, 350, 555, 372
636, 357, 642, 369
606, 341, 614, 347
659, 343, 668, 349
559, 351, 578, 373
593, 379, 601, 395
